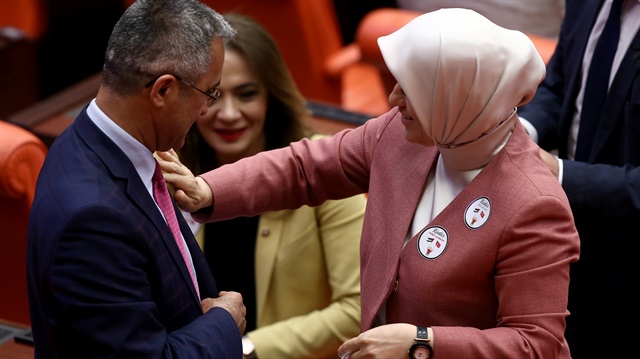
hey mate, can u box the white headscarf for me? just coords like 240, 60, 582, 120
378, 8, 546, 171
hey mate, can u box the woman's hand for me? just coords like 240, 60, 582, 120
156, 149, 214, 212
338, 323, 416, 358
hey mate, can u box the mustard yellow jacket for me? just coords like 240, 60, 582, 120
196, 194, 366, 359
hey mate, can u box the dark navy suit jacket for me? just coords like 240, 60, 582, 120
26, 107, 241, 358
519, 0, 640, 357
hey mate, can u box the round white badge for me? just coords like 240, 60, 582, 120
417, 226, 448, 259
464, 196, 491, 229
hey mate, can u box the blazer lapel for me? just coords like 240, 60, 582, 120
254, 211, 285, 321
426, 124, 530, 239
360, 116, 438, 328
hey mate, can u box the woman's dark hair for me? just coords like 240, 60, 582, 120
181, 12, 311, 174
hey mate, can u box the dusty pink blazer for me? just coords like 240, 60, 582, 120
197, 107, 580, 358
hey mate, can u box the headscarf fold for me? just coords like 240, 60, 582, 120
378, 8, 546, 170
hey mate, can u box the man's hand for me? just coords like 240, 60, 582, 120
202, 291, 246, 335
538, 148, 559, 179
156, 149, 214, 212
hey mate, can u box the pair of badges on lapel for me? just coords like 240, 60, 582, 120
417, 196, 491, 259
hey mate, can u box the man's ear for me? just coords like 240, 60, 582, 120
149, 74, 178, 107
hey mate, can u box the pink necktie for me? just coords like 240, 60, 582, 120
152, 160, 200, 298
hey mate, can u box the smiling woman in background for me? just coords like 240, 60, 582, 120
177, 13, 366, 359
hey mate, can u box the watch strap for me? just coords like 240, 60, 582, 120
416, 326, 429, 341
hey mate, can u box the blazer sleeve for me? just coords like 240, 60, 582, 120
248, 194, 365, 358
433, 195, 580, 358
194, 110, 395, 222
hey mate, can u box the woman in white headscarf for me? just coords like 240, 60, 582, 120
160, 8, 580, 359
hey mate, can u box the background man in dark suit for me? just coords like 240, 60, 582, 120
26, 0, 246, 357
518, 0, 640, 358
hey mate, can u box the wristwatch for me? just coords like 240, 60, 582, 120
408, 326, 433, 359
242, 336, 257, 359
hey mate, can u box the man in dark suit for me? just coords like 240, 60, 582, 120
518, 0, 640, 358
26, 0, 245, 357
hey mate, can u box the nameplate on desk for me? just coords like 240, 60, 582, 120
0, 323, 32, 346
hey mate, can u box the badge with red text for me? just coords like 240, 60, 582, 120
464, 196, 491, 229
417, 226, 448, 259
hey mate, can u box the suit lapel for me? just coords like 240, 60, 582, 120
74, 110, 202, 303
182, 208, 215, 299
592, 26, 640, 159
559, 0, 605, 156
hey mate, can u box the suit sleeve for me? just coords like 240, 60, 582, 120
517, 30, 566, 151
561, 160, 640, 217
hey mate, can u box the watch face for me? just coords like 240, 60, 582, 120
414, 347, 430, 359
410, 343, 433, 359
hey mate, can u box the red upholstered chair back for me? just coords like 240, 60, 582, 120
202, 0, 344, 104
0, 120, 47, 325
123, 0, 344, 105
0, 0, 47, 40
325, 8, 421, 117
326, 8, 558, 117
0, 0, 46, 118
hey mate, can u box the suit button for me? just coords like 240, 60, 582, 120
260, 227, 270, 237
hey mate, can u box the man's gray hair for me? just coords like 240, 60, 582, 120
102, 0, 236, 96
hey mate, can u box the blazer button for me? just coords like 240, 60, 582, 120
260, 227, 270, 237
